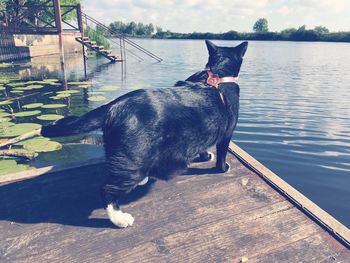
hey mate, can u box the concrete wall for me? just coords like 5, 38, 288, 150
0, 32, 83, 62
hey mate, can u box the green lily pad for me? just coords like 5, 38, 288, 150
0, 100, 13, 106
0, 63, 14, 68
0, 112, 10, 117
50, 93, 71, 100
78, 85, 90, 89
43, 79, 59, 82
16, 137, 62, 152
0, 121, 15, 128
41, 104, 67, 109
26, 84, 44, 89
0, 160, 30, 176
88, 96, 107, 102
100, 85, 119, 91
0, 123, 41, 138
7, 82, 26, 87
37, 114, 64, 121
14, 110, 41, 117
0, 117, 11, 123
89, 91, 105, 95
56, 90, 80, 94
44, 82, 61, 86
68, 81, 90, 85
10, 90, 24, 94
56, 93, 71, 98
0, 79, 10, 84
0, 86, 5, 91
23, 103, 44, 109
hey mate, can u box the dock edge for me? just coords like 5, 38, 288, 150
229, 141, 350, 248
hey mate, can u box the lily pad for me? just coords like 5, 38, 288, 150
43, 79, 59, 82
26, 84, 44, 89
41, 104, 67, 109
14, 110, 41, 117
43, 82, 61, 86
0, 121, 15, 128
0, 86, 5, 91
0, 100, 13, 106
7, 82, 26, 87
56, 93, 71, 98
0, 160, 29, 176
56, 90, 80, 94
0, 123, 41, 138
88, 96, 107, 102
100, 85, 118, 91
23, 103, 44, 109
16, 137, 62, 152
0, 117, 11, 123
0, 63, 14, 68
50, 94, 71, 100
89, 91, 105, 95
78, 85, 90, 89
68, 81, 90, 85
37, 114, 64, 121
10, 90, 24, 94
0, 111, 10, 117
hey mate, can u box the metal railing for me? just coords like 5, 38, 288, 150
81, 12, 162, 62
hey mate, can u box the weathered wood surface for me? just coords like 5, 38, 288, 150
0, 150, 349, 262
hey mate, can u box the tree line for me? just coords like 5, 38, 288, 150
107, 18, 350, 43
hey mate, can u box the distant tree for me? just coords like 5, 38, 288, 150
314, 26, 329, 34
145, 23, 154, 35
136, 22, 145, 35
293, 25, 319, 41
109, 21, 127, 34
0, 0, 80, 28
297, 25, 307, 32
156, 26, 163, 33
253, 18, 268, 33
125, 21, 137, 35
280, 28, 297, 35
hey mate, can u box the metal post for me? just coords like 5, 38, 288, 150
53, 0, 65, 62
77, 3, 87, 77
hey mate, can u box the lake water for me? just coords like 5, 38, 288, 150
0, 39, 349, 228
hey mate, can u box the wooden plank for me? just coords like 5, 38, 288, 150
0, 173, 282, 249
112, 202, 316, 263
250, 233, 350, 262
229, 141, 350, 247
0, 148, 348, 262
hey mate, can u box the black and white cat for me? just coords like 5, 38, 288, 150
41, 40, 248, 228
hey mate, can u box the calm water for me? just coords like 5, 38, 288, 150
0, 39, 349, 227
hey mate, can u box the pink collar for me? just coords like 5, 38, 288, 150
206, 70, 238, 89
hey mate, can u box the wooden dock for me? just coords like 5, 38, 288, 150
0, 143, 349, 262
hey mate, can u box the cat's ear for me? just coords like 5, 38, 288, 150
235, 41, 248, 59
205, 40, 217, 54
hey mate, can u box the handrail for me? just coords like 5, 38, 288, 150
81, 12, 162, 62
83, 24, 144, 62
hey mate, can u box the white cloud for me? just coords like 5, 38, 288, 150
81, 0, 350, 32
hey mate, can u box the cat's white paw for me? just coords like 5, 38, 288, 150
106, 204, 134, 228
208, 151, 215, 161
138, 176, 149, 186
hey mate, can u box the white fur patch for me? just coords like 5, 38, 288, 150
106, 204, 134, 228
208, 151, 215, 161
138, 176, 149, 186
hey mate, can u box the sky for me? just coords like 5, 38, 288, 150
82, 0, 350, 33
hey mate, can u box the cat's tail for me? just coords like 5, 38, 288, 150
41, 103, 112, 138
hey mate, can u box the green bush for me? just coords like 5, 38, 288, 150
85, 26, 111, 50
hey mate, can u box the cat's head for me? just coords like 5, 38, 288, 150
205, 40, 248, 78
